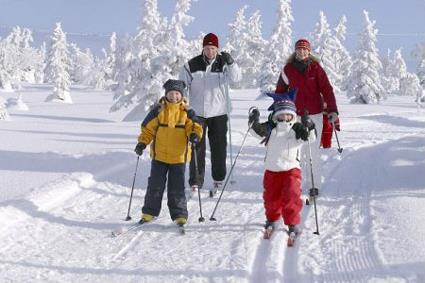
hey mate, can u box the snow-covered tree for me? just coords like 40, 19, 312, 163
346, 10, 384, 104
0, 96, 10, 120
225, 6, 249, 88
111, 0, 166, 117
102, 32, 117, 88
333, 15, 352, 92
111, 0, 195, 121
45, 23, 72, 103
259, 0, 294, 94
400, 73, 422, 98
68, 44, 95, 84
383, 49, 408, 96
243, 10, 266, 88
310, 11, 342, 95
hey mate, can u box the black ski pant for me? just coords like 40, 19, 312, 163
142, 160, 188, 220
189, 114, 228, 188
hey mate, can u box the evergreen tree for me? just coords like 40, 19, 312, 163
333, 15, 352, 92
310, 11, 341, 95
0, 96, 10, 121
400, 73, 423, 99
259, 0, 293, 94
244, 10, 266, 88
346, 10, 384, 104
111, 0, 167, 119
226, 5, 248, 88
45, 22, 72, 103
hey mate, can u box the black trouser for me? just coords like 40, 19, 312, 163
142, 160, 188, 220
189, 114, 228, 188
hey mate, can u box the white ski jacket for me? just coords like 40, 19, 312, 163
179, 53, 241, 118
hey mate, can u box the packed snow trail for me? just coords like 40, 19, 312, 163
1, 87, 425, 282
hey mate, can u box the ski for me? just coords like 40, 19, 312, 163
263, 224, 275, 239
111, 220, 146, 238
287, 231, 297, 247
286, 228, 301, 247
177, 223, 186, 235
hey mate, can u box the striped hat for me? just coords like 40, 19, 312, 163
295, 39, 311, 51
271, 100, 297, 119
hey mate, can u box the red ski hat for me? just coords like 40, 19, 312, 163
203, 33, 219, 48
295, 39, 311, 51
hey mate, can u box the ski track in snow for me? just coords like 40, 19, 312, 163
1, 87, 425, 282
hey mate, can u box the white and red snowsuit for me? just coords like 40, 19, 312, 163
250, 117, 315, 226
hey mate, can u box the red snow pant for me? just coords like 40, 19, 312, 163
263, 168, 302, 226
321, 114, 341, 148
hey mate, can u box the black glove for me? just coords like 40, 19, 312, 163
220, 52, 234, 65
301, 114, 315, 130
186, 108, 196, 119
134, 143, 146, 156
309, 188, 319, 197
248, 108, 260, 125
189, 133, 199, 145
292, 122, 309, 141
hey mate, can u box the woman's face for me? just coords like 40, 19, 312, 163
295, 47, 310, 61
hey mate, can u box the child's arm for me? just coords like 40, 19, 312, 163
185, 110, 203, 140
138, 105, 160, 145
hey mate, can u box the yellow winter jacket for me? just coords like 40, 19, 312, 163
138, 97, 203, 164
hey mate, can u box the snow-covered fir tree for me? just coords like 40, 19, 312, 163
102, 32, 117, 89
400, 73, 423, 101
381, 49, 399, 95
0, 39, 14, 91
0, 96, 10, 120
34, 42, 47, 83
225, 5, 248, 88
110, 0, 167, 119
45, 22, 72, 103
346, 10, 384, 104
243, 10, 266, 88
259, 0, 293, 94
310, 11, 341, 95
384, 49, 408, 96
333, 15, 352, 92
68, 44, 95, 85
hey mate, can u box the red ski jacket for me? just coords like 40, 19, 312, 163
275, 55, 338, 116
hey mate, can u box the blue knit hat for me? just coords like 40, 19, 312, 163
163, 79, 186, 96
265, 88, 298, 121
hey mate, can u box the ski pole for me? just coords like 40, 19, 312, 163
210, 114, 255, 221
191, 143, 205, 222
332, 121, 343, 153
125, 156, 140, 221
224, 69, 235, 185
306, 134, 320, 235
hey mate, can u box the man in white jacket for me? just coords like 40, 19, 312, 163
180, 33, 241, 197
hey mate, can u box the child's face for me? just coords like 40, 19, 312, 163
276, 113, 294, 122
166, 90, 182, 103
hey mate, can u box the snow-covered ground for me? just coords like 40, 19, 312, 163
1, 85, 424, 283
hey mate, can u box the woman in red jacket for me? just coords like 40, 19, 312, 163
275, 39, 339, 193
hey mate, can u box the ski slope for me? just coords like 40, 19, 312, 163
1, 85, 424, 282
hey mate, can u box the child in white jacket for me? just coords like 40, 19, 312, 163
248, 92, 315, 236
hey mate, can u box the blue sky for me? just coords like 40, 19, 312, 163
1, 0, 425, 68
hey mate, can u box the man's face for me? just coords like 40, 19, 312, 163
203, 45, 218, 60
295, 47, 310, 61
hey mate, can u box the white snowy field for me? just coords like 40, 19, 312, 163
1, 84, 425, 283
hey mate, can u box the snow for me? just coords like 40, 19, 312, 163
1, 85, 425, 282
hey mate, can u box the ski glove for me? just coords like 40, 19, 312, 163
301, 114, 315, 130
248, 108, 260, 125
328, 112, 338, 124
292, 122, 309, 141
186, 108, 196, 119
134, 143, 146, 156
189, 132, 200, 145
221, 52, 234, 65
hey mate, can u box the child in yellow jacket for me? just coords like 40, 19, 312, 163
134, 79, 203, 225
